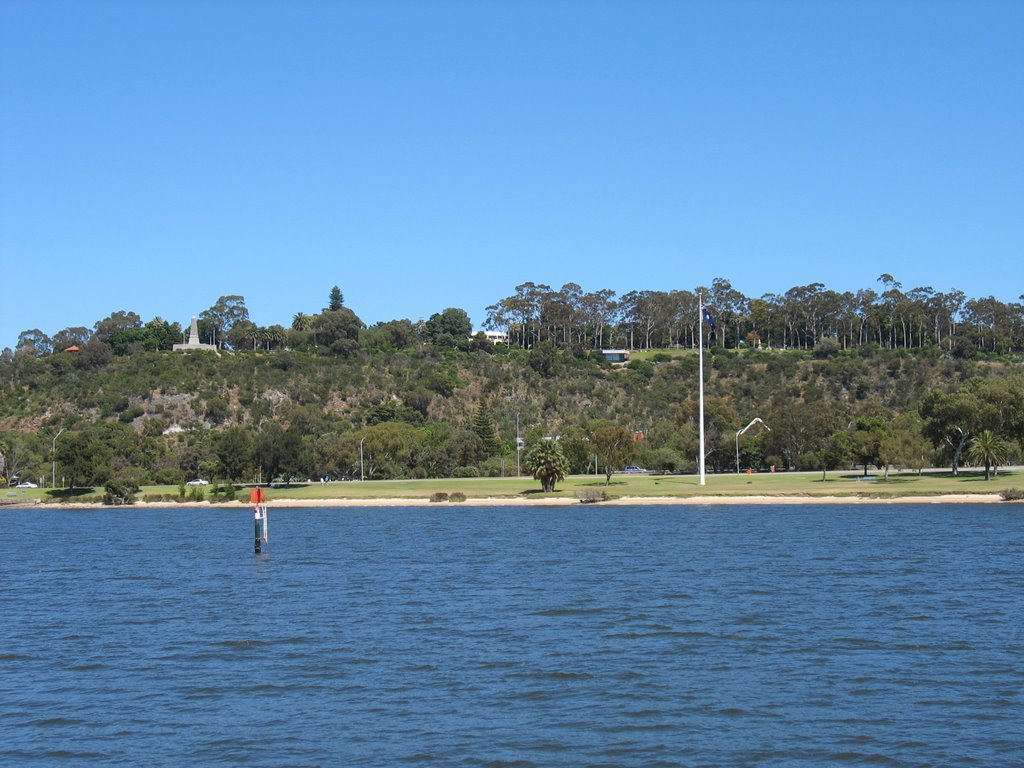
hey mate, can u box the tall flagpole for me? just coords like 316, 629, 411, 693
698, 292, 706, 486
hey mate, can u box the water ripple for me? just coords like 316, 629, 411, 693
3, 503, 1023, 766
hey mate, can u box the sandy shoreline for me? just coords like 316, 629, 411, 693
7, 493, 1007, 510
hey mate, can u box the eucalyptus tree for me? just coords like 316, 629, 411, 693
903, 286, 935, 347
144, 317, 182, 351
0, 432, 42, 486
51, 327, 92, 351
540, 283, 584, 345
314, 306, 364, 356
835, 292, 858, 349
748, 295, 780, 349
590, 421, 637, 485
965, 296, 1022, 353
879, 412, 932, 478
618, 290, 659, 349
580, 288, 618, 349
763, 400, 847, 472
55, 430, 113, 488
935, 289, 965, 350
919, 384, 999, 474
216, 426, 254, 481
876, 274, 907, 348
424, 308, 472, 348
515, 282, 551, 347
853, 289, 878, 347
92, 311, 143, 346
199, 295, 249, 349
255, 423, 310, 485
709, 278, 748, 348
15, 329, 52, 357
358, 422, 423, 479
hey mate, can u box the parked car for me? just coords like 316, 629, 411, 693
185, 479, 209, 486
622, 466, 648, 473
15, 481, 38, 488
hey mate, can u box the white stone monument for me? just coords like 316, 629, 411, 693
173, 317, 218, 352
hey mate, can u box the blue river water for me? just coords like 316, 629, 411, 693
2, 504, 1022, 767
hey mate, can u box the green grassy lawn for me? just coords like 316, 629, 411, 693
238, 468, 1021, 501
11, 468, 1019, 505
628, 348, 694, 362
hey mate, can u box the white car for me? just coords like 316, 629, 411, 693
621, 466, 648, 473
15, 481, 38, 488
185, 479, 209, 486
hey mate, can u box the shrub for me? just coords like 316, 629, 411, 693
142, 493, 179, 503
576, 489, 607, 504
452, 466, 479, 478
430, 492, 449, 502
813, 337, 841, 358
449, 492, 467, 502
999, 488, 1024, 501
479, 457, 507, 477
208, 484, 236, 502
153, 468, 182, 486
188, 486, 206, 502
104, 474, 140, 505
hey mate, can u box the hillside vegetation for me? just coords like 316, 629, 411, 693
3, 279, 1024, 495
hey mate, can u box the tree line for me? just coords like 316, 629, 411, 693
8, 275, 1024, 360
484, 275, 1024, 354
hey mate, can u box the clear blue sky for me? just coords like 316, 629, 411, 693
2, 0, 1021, 345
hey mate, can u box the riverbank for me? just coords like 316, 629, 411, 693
8, 469, 1021, 508
9, 492, 1009, 509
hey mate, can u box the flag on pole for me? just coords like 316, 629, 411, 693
702, 307, 717, 334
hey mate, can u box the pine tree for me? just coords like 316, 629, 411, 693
471, 404, 501, 456
327, 286, 344, 311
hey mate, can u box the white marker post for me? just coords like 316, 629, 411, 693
251, 487, 268, 553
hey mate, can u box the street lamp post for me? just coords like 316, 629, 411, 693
47, 428, 65, 489
735, 418, 770, 474
359, 437, 365, 482
698, 293, 706, 486
515, 413, 521, 477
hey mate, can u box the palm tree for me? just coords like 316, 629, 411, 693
243, 324, 262, 351
292, 312, 319, 345
266, 325, 287, 350
525, 440, 569, 492
966, 429, 1009, 480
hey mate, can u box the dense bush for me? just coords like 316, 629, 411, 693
104, 474, 140, 505
210, 484, 237, 502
